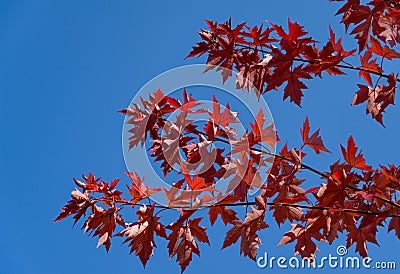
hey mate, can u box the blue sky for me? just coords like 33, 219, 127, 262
1, 0, 399, 273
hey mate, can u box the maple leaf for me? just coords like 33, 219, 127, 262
336, 2, 384, 52
125, 172, 161, 205
300, 116, 330, 154
380, 164, 400, 186
304, 27, 355, 77
121, 89, 181, 148
284, 66, 312, 106
80, 172, 101, 192
82, 205, 125, 252
180, 163, 208, 190
352, 84, 385, 124
346, 214, 386, 257
186, 30, 217, 59
305, 210, 348, 244
182, 138, 226, 185
272, 204, 304, 227
208, 95, 238, 129
208, 194, 240, 225
167, 217, 209, 273
222, 206, 268, 260
201, 20, 246, 83
231, 109, 278, 157
379, 7, 400, 46
235, 50, 271, 97
117, 205, 167, 267
340, 135, 372, 171
334, 0, 360, 23
85, 177, 125, 206
375, 73, 397, 120
278, 224, 325, 259
53, 188, 92, 225
250, 108, 278, 149
359, 50, 382, 86
388, 201, 400, 239
369, 36, 400, 60
270, 18, 314, 47
316, 172, 352, 208
241, 24, 277, 46
163, 179, 194, 207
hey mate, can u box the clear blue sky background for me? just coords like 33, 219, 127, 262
1, 1, 399, 273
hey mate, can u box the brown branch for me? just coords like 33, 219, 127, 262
94, 198, 400, 218
236, 44, 400, 83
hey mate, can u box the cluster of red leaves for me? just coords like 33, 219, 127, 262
55, 87, 400, 272
188, 1, 400, 125
54, 1, 400, 272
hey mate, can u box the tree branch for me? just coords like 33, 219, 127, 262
236, 44, 400, 83
95, 198, 400, 218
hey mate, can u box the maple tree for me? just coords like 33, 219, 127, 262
55, 1, 400, 273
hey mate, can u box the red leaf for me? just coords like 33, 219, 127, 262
221, 206, 268, 260
188, 218, 210, 244
167, 217, 209, 273
180, 164, 207, 190
351, 84, 388, 125
250, 108, 278, 149
316, 171, 352, 208
117, 205, 167, 267
388, 203, 400, 239
53, 189, 92, 225
352, 84, 371, 105
340, 135, 372, 171
369, 36, 400, 60
209, 95, 238, 128
359, 50, 382, 86
303, 27, 354, 77
272, 205, 304, 227
208, 194, 240, 225
300, 117, 330, 154
125, 172, 161, 205
346, 215, 385, 257
284, 66, 312, 107
278, 224, 325, 259
82, 206, 125, 252
270, 18, 313, 45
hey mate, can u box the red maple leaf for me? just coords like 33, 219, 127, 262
125, 172, 161, 205
241, 24, 276, 47
208, 95, 238, 128
221, 206, 268, 260
272, 204, 305, 227
336, 2, 384, 52
82, 205, 125, 252
270, 18, 314, 46
304, 27, 354, 77
250, 108, 278, 149
369, 36, 400, 60
278, 223, 325, 259
359, 50, 382, 85
388, 201, 400, 239
167, 217, 209, 273
346, 214, 386, 257
53, 189, 92, 225
300, 116, 330, 154
208, 194, 241, 225
340, 135, 372, 171
180, 163, 208, 190
117, 205, 167, 267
